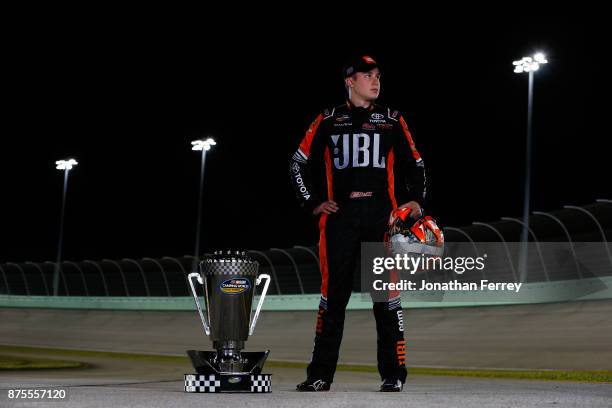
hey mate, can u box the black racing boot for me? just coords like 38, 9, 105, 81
296, 378, 331, 392
380, 378, 403, 392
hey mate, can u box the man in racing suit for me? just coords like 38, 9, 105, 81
290, 55, 426, 392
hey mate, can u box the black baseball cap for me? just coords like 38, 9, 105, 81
342, 55, 380, 78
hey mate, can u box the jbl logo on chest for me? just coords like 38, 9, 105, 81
331, 133, 386, 170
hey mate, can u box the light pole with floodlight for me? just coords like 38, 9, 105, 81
512, 52, 548, 281
191, 138, 216, 273
53, 158, 78, 296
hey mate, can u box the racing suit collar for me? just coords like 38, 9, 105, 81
345, 99, 376, 112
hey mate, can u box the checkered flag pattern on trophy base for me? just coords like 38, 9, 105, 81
250, 374, 272, 393
184, 374, 221, 393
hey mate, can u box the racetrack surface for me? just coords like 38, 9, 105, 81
1, 299, 611, 370
1, 353, 611, 408
1, 300, 611, 407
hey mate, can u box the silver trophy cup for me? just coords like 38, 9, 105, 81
184, 251, 272, 393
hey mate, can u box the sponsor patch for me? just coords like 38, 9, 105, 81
396, 310, 404, 332
397, 340, 406, 365
336, 114, 350, 122
369, 112, 387, 124
316, 308, 324, 334
363, 55, 376, 64
362, 123, 376, 130
293, 169, 311, 200
308, 119, 317, 133
220, 278, 251, 295
350, 191, 373, 198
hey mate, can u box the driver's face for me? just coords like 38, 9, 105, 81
350, 68, 381, 101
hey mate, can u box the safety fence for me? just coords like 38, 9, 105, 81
1, 201, 610, 297
2, 243, 611, 298
0, 248, 320, 297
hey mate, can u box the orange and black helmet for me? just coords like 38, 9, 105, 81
387, 208, 444, 255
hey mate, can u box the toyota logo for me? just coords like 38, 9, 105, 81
371, 113, 384, 120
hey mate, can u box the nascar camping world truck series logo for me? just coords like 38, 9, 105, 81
219, 278, 251, 295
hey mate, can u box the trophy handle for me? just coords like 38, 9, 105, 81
188, 272, 210, 336
249, 273, 271, 336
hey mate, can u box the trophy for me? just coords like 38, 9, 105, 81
184, 250, 272, 393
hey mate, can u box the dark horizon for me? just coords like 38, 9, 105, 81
2, 16, 610, 263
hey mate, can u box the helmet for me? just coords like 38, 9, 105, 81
387, 208, 444, 257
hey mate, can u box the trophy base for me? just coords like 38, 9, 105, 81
185, 349, 272, 393
184, 373, 271, 393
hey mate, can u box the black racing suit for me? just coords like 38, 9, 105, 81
289, 101, 426, 383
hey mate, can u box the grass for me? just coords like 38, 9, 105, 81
266, 361, 612, 383
0, 354, 85, 370
0, 345, 184, 364
1, 344, 610, 382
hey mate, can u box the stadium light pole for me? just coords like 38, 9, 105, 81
53, 158, 78, 296
191, 138, 216, 274
513, 52, 548, 281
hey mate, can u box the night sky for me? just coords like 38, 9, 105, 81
3, 15, 610, 263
